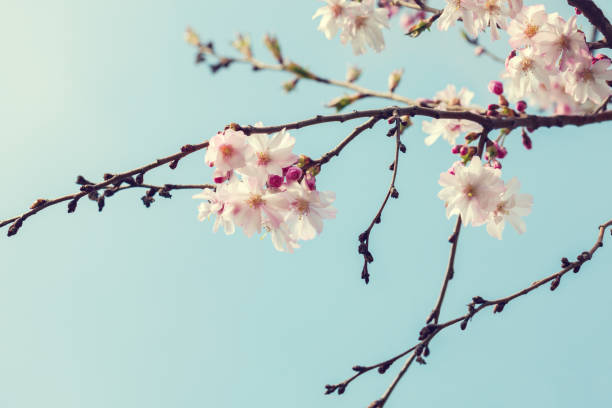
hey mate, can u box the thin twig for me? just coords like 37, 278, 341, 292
327, 219, 612, 405
358, 112, 403, 283
460, 31, 505, 64
568, 0, 612, 47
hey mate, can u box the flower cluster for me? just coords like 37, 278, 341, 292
194, 126, 336, 252
439, 157, 533, 239
421, 85, 484, 146
438, 1, 612, 112
312, 0, 389, 55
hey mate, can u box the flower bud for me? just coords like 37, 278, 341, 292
488, 80, 504, 95
388, 69, 404, 93
459, 145, 468, 156
474, 46, 484, 56
516, 100, 527, 113
263, 34, 283, 64
491, 160, 502, 169
345, 66, 362, 83
522, 129, 532, 150
575, 7, 582, 15
285, 166, 303, 183
305, 174, 316, 191
505, 50, 517, 68
184, 27, 200, 46
451, 145, 461, 154
267, 174, 283, 188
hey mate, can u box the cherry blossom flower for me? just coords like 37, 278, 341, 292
340, 0, 389, 55
486, 177, 533, 239
506, 0, 523, 18
564, 55, 612, 104
313, 0, 349, 40
537, 15, 588, 69
438, 157, 505, 227
506, 5, 548, 49
239, 129, 298, 186
265, 221, 300, 253
223, 178, 290, 238
422, 114, 483, 146
205, 128, 252, 173
473, 0, 509, 41
193, 178, 244, 235
503, 47, 550, 100
285, 180, 336, 241
438, 0, 479, 37
435, 84, 475, 107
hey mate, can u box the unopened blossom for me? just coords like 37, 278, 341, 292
503, 47, 550, 101
538, 15, 588, 69
239, 129, 298, 185
506, 5, 548, 49
438, 157, 505, 226
205, 129, 252, 173
422, 114, 483, 146
313, 0, 349, 39
486, 177, 533, 239
438, 0, 479, 37
340, 0, 389, 55
285, 180, 336, 241
435, 84, 475, 107
564, 55, 612, 104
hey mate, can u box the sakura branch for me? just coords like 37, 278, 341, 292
358, 112, 404, 283
326, 218, 612, 407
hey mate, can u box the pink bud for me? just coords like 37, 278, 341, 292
213, 168, 229, 184
488, 81, 504, 95
268, 174, 283, 188
451, 145, 461, 154
522, 131, 532, 150
516, 100, 527, 113
491, 160, 502, 169
497, 146, 507, 159
285, 166, 303, 183
459, 145, 468, 156
575, 7, 582, 15
487, 104, 500, 111
305, 174, 316, 191
486, 109, 499, 117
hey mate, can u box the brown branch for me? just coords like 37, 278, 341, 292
326, 219, 612, 406
239, 106, 612, 136
588, 39, 608, 50
200, 46, 416, 106
358, 112, 404, 284
568, 0, 612, 47
1, 141, 212, 235
5, 107, 612, 236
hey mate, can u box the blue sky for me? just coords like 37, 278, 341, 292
1, 1, 611, 407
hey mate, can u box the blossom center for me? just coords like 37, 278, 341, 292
293, 198, 310, 215
520, 58, 534, 72
355, 16, 367, 30
450, 97, 461, 106
219, 144, 234, 158
524, 24, 539, 38
331, 4, 343, 18
580, 69, 594, 82
484, 0, 499, 12
247, 194, 265, 209
463, 185, 476, 199
257, 151, 271, 166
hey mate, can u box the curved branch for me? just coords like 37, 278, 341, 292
568, 0, 612, 47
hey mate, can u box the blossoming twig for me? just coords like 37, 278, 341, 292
326, 218, 612, 406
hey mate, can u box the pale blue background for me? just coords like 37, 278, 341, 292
1, 1, 611, 407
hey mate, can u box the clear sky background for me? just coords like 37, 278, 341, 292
1, 1, 611, 407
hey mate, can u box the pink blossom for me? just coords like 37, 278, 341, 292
205, 129, 252, 173
486, 177, 533, 239
438, 157, 505, 227
239, 128, 298, 186
506, 5, 548, 49
285, 180, 336, 241
564, 55, 612, 104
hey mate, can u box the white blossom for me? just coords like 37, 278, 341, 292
486, 177, 533, 239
